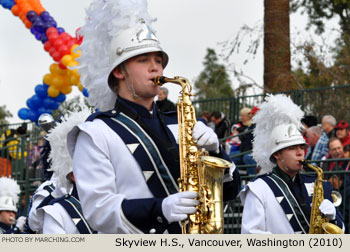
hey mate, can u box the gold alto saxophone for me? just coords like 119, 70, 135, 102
153, 76, 232, 234
300, 161, 344, 234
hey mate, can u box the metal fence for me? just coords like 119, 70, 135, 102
193, 84, 350, 124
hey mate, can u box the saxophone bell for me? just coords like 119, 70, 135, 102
331, 190, 342, 207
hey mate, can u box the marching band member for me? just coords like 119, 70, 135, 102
67, 0, 240, 234
0, 177, 26, 234
240, 94, 344, 234
41, 107, 94, 234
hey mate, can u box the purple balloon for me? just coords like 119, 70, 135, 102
39, 11, 51, 22
26, 10, 37, 22
57, 27, 65, 34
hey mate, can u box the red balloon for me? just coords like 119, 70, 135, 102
53, 38, 64, 49
46, 27, 58, 37
60, 32, 72, 42
43, 41, 51, 52
58, 45, 69, 56
48, 33, 59, 43
66, 40, 76, 50
52, 51, 62, 62
49, 47, 56, 57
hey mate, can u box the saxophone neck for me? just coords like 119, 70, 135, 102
300, 160, 324, 179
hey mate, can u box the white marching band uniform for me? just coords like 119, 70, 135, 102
68, 118, 176, 233
240, 179, 295, 234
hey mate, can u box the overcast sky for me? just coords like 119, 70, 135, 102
0, 0, 318, 123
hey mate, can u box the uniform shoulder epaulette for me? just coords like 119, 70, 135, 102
86, 109, 120, 122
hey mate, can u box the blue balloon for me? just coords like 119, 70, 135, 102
18, 108, 29, 120
54, 93, 66, 103
43, 98, 54, 109
32, 95, 43, 108
37, 107, 48, 115
1, 0, 15, 10
42, 83, 50, 91
27, 110, 37, 122
82, 88, 89, 97
35, 84, 48, 98
51, 101, 60, 110
26, 98, 34, 110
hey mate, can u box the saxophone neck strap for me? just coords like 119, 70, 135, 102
261, 174, 310, 233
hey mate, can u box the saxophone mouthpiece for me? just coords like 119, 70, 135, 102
299, 160, 307, 165
152, 76, 167, 86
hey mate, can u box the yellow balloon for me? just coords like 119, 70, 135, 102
43, 73, 53, 85
49, 63, 59, 74
61, 55, 73, 66
61, 85, 72, 95
52, 76, 64, 88
48, 85, 60, 97
56, 67, 67, 76
70, 75, 80, 85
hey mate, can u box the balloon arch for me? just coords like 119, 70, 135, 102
1, 0, 88, 123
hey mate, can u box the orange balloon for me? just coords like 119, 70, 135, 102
70, 75, 80, 85
24, 20, 32, 29
60, 85, 72, 95
52, 76, 64, 88
43, 74, 53, 85
77, 83, 84, 92
11, 5, 20, 16
48, 86, 60, 98
49, 63, 59, 74
61, 55, 73, 66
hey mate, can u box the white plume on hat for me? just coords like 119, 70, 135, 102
46, 106, 92, 192
0, 177, 20, 211
252, 94, 304, 173
76, 0, 156, 111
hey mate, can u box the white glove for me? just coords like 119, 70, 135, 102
223, 162, 237, 183
319, 199, 336, 220
193, 121, 219, 153
15, 216, 27, 232
162, 191, 198, 223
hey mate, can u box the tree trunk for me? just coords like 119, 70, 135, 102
264, 0, 292, 92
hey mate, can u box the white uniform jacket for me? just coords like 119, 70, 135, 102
67, 99, 239, 234
240, 178, 295, 234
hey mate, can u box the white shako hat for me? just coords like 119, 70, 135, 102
0, 177, 20, 212
252, 94, 305, 173
76, 0, 168, 112
269, 123, 306, 163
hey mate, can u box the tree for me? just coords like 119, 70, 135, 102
290, 0, 350, 88
194, 48, 234, 100
264, 0, 296, 92
0, 105, 13, 125
291, 0, 350, 35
